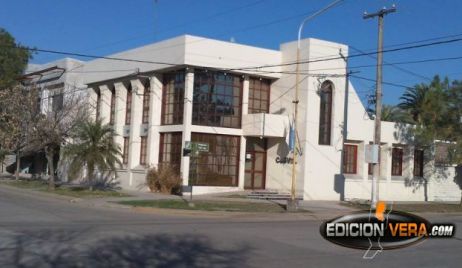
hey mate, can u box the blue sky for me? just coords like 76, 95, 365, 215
1, 0, 461, 106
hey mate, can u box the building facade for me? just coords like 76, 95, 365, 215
29, 35, 462, 201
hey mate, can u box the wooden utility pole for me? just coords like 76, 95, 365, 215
363, 5, 396, 208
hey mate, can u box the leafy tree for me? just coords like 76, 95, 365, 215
0, 85, 41, 179
30, 89, 88, 190
63, 119, 122, 190
381, 104, 411, 123
0, 28, 31, 90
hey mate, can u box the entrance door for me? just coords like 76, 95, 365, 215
244, 138, 267, 189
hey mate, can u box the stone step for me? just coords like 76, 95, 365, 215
247, 191, 302, 200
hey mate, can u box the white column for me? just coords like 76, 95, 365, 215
99, 85, 112, 125
87, 88, 98, 121
114, 82, 127, 162
128, 79, 144, 169
147, 74, 163, 167
180, 69, 194, 186
238, 76, 250, 189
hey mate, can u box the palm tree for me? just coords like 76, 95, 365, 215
64, 119, 122, 189
398, 84, 429, 123
381, 104, 411, 123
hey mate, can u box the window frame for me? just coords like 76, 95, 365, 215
343, 144, 358, 174
139, 136, 148, 166
391, 147, 404, 176
248, 77, 270, 114
122, 137, 129, 165
318, 81, 333, 145
192, 70, 243, 128
161, 71, 185, 125
158, 132, 182, 169
109, 87, 116, 125
125, 86, 132, 125
413, 149, 424, 177
142, 86, 150, 124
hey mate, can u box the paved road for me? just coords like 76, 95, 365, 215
0, 186, 461, 268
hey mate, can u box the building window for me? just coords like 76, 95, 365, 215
189, 133, 240, 187
192, 70, 242, 128
110, 87, 115, 125
391, 147, 403, 176
122, 137, 129, 165
414, 149, 424, 177
319, 81, 333, 145
125, 86, 132, 125
96, 89, 101, 120
161, 71, 185, 125
248, 77, 270, 113
435, 143, 451, 166
343, 144, 357, 174
140, 136, 148, 166
52, 91, 64, 112
142, 86, 150, 124
159, 132, 182, 168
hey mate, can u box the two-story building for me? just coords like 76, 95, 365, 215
27, 35, 462, 202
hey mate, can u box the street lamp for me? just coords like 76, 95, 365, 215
288, 0, 344, 211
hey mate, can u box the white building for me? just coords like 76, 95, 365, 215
28, 35, 462, 201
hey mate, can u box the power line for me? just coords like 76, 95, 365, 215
225, 37, 462, 71
349, 45, 432, 81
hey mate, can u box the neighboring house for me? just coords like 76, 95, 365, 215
20, 35, 462, 202
7, 58, 85, 180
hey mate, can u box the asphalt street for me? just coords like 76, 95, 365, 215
0, 186, 461, 268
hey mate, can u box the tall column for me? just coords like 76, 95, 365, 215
147, 74, 163, 167
87, 88, 98, 121
128, 79, 144, 169
113, 82, 127, 163
180, 69, 194, 186
238, 75, 250, 189
99, 85, 112, 125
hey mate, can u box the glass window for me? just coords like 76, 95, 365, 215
319, 81, 333, 145
343, 144, 357, 174
159, 132, 182, 169
162, 71, 185, 125
125, 86, 132, 125
414, 149, 424, 177
140, 136, 148, 166
189, 133, 240, 186
96, 89, 101, 120
122, 137, 129, 165
110, 87, 115, 125
392, 147, 403, 176
248, 77, 270, 113
192, 70, 242, 128
142, 86, 150, 124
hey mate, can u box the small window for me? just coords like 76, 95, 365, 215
125, 86, 132, 125
435, 143, 451, 166
96, 90, 101, 120
343, 144, 358, 174
318, 81, 333, 145
140, 136, 148, 166
142, 86, 150, 124
413, 149, 424, 177
391, 147, 403, 176
109, 87, 115, 125
122, 137, 129, 165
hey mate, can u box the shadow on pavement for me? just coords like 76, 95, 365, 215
0, 229, 251, 268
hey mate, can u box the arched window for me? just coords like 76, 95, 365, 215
318, 81, 333, 145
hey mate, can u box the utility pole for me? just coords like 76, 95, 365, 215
363, 5, 396, 208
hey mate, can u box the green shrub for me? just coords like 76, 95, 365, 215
146, 164, 182, 194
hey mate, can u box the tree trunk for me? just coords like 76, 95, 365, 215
15, 150, 20, 180
46, 148, 55, 191
87, 162, 94, 191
